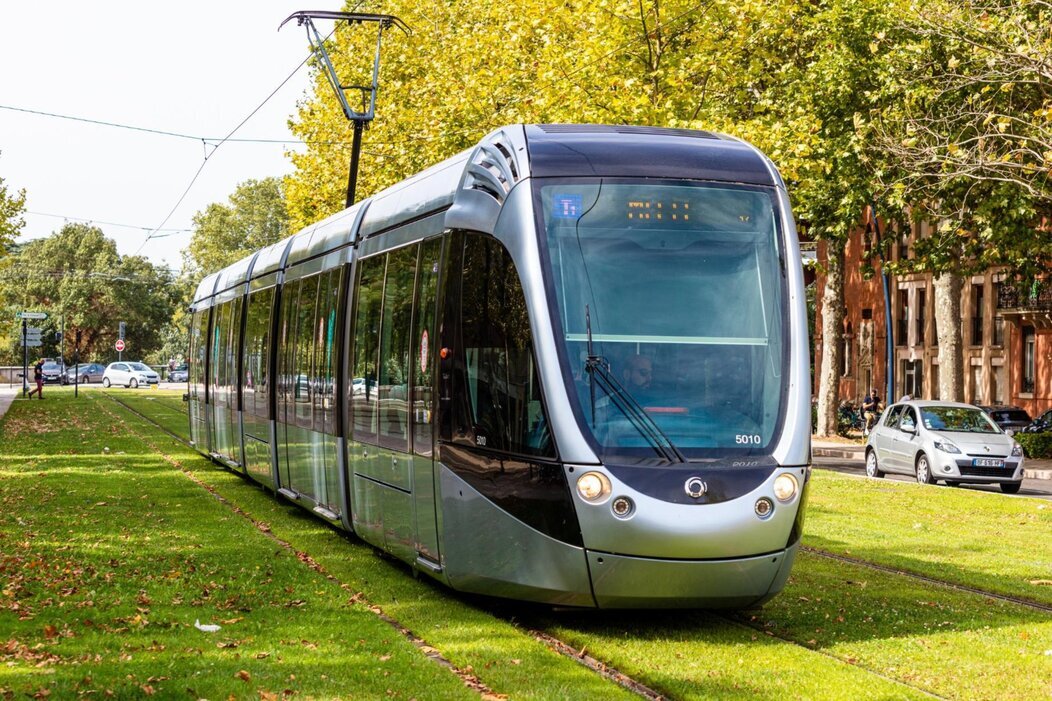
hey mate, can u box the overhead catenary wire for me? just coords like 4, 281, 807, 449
133, 40, 327, 257
26, 210, 192, 234
0, 103, 350, 146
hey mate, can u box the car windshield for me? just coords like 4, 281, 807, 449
539, 179, 786, 461
994, 410, 1030, 422
128, 363, 150, 372
921, 406, 1000, 433
42, 363, 60, 370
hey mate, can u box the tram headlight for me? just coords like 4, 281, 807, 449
576, 471, 611, 502
773, 473, 798, 502
755, 497, 774, 519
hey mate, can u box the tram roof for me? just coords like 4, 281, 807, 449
195, 124, 781, 304
523, 124, 778, 185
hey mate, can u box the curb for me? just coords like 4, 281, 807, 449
812, 446, 1051, 481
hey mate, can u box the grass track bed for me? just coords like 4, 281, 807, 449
3, 390, 1050, 699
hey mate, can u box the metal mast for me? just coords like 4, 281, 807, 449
280, 10, 410, 207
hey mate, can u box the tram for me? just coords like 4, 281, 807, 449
187, 124, 811, 608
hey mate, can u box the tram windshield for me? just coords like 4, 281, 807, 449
538, 180, 787, 461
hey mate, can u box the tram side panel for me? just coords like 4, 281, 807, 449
210, 296, 243, 469
346, 236, 445, 569
188, 307, 211, 452
274, 268, 344, 521
241, 284, 277, 488
434, 230, 593, 605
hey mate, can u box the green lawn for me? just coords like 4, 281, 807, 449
805, 469, 1052, 605
2, 389, 1050, 700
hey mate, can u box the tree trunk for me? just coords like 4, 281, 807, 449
933, 272, 964, 402
816, 240, 845, 436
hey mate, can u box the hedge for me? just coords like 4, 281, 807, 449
1015, 431, 1052, 459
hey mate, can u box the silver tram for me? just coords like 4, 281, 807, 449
187, 124, 811, 608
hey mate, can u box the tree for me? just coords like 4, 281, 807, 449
871, 0, 1052, 401
284, 0, 907, 435
0, 224, 178, 364
0, 155, 26, 256
184, 177, 289, 279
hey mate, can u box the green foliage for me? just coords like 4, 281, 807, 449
0, 223, 178, 364
184, 177, 289, 279
1016, 431, 1052, 459
0, 155, 26, 256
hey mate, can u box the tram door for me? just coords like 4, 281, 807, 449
410, 238, 442, 565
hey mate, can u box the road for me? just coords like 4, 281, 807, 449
811, 455, 1052, 500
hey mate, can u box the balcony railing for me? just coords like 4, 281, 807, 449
998, 283, 1052, 311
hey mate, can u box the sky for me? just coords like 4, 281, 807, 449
0, 1, 338, 273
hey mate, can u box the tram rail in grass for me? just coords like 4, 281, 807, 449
91, 388, 1052, 700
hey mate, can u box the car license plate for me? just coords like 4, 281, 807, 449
972, 458, 1005, 468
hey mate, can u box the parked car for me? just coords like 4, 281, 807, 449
168, 363, 189, 383
978, 405, 1032, 435
63, 362, 107, 384
41, 361, 65, 384
1021, 408, 1052, 434
102, 361, 160, 388
865, 400, 1024, 494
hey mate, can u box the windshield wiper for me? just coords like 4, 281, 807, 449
583, 306, 685, 464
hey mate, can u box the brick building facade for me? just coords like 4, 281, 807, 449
813, 223, 1052, 417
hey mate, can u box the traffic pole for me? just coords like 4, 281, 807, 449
21, 318, 27, 397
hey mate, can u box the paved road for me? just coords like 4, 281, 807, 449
811, 455, 1052, 501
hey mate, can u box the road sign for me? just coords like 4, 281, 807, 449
115, 339, 126, 352
21, 340, 42, 347
16, 311, 48, 320
24, 328, 42, 340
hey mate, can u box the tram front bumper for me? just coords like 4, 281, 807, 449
586, 543, 798, 609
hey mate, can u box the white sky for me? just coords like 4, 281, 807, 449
0, 1, 335, 272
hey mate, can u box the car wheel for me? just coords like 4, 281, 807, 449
865, 449, 885, 478
1000, 481, 1022, 494
915, 453, 936, 485
102, 377, 111, 388
130, 378, 139, 389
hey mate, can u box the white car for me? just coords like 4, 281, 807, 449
102, 361, 160, 388
864, 400, 1025, 493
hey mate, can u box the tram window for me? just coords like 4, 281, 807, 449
352, 255, 385, 442
458, 233, 553, 457
278, 279, 301, 425
313, 269, 341, 436
211, 302, 228, 403
242, 287, 274, 418
412, 238, 442, 458
377, 245, 417, 451
190, 309, 209, 400
226, 298, 242, 406
294, 275, 320, 429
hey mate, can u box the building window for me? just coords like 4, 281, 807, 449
916, 288, 926, 346
971, 283, 984, 346
898, 231, 909, 261
896, 289, 908, 347
971, 364, 984, 405
1023, 325, 1036, 393
992, 315, 1005, 347
902, 359, 923, 399
931, 364, 940, 400
993, 365, 1006, 405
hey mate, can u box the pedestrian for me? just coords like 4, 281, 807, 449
27, 359, 44, 399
